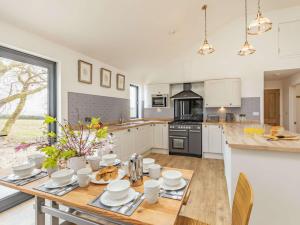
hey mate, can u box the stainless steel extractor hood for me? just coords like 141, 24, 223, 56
171, 83, 203, 99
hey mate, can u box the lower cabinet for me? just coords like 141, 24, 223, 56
110, 123, 168, 161
202, 124, 223, 159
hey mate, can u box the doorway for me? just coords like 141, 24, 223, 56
264, 89, 280, 126
0, 46, 56, 211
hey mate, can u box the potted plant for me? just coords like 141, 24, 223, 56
39, 115, 113, 172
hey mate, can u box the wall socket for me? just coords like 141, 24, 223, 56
252, 112, 260, 116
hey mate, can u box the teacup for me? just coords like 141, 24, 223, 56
51, 169, 74, 185
162, 170, 182, 187
77, 168, 92, 187
148, 164, 161, 179
102, 154, 117, 166
144, 179, 160, 204
143, 158, 155, 173
106, 180, 130, 200
87, 156, 101, 171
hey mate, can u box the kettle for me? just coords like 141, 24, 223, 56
128, 153, 143, 187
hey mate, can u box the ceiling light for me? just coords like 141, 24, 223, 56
248, 0, 272, 35
238, 0, 256, 56
198, 5, 215, 55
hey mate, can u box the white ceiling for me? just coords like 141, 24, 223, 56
0, 0, 299, 76
264, 68, 300, 81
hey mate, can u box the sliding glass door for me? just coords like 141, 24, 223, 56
0, 46, 56, 211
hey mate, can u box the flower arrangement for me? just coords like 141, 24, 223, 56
40, 116, 112, 169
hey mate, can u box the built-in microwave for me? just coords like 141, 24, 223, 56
152, 94, 168, 107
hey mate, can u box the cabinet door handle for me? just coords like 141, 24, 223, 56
190, 130, 201, 133
128, 129, 131, 132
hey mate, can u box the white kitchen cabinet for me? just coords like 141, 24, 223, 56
153, 124, 163, 149
202, 124, 223, 158
162, 123, 169, 149
204, 78, 241, 107
144, 83, 170, 108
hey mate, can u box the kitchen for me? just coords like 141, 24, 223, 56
1, 1, 300, 225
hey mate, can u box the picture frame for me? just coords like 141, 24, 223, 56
78, 60, 92, 84
116, 74, 125, 90
100, 68, 112, 88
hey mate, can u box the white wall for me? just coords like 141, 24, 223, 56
143, 6, 300, 122
264, 80, 283, 125
0, 20, 143, 121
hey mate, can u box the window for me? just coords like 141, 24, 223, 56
130, 84, 139, 118
0, 46, 56, 211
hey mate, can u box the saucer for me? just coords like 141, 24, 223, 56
99, 159, 121, 167
159, 178, 187, 191
7, 169, 42, 181
91, 169, 126, 184
44, 175, 77, 189
100, 188, 136, 207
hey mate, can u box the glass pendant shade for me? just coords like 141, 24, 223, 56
198, 39, 215, 55
238, 41, 256, 56
248, 11, 272, 35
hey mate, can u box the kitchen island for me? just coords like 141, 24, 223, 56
222, 124, 300, 225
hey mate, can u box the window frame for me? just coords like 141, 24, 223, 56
130, 84, 139, 119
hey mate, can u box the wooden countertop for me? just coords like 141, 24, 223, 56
0, 167, 193, 225
223, 124, 300, 153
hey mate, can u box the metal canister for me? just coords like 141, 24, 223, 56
128, 153, 143, 187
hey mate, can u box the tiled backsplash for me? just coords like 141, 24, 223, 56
143, 97, 260, 121
205, 97, 260, 121
68, 92, 129, 124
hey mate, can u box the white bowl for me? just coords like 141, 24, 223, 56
12, 162, 35, 177
102, 154, 117, 166
51, 169, 74, 185
162, 170, 182, 187
28, 153, 45, 169
143, 158, 155, 172
106, 180, 130, 200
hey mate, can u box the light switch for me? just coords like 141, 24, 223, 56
253, 112, 260, 116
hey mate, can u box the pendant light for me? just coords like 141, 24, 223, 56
238, 0, 256, 56
198, 5, 215, 55
248, 0, 272, 35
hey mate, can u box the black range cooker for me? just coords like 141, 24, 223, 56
169, 83, 203, 157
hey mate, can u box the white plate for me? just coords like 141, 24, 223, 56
99, 159, 121, 167
44, 175, 77, 189
91, 169, 126, 184
159, 178, 187, 191
100, 188, 136, 207
7, 169, 42, 181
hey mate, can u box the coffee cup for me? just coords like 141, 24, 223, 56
77, 168, 92, 187
148, 164, 161, 179
144, 179, 160, 204
143, 158, 155, 173
102, 154, 117, 166
87, 156, 101, 171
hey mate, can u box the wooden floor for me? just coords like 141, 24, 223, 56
0, 153, 231, 225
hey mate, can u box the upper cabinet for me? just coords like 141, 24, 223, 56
278, 20, 300, 57
204, 78, 241, 107
144, 83, 170, 108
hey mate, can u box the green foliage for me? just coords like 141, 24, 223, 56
60, 149, 76, 160
44, 115, 56, 124
47, 131, 56, 138
96, 126, 108, 139
40, 146, 60, 169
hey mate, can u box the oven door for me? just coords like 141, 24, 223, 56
152, 96, 166, 107
169, 130, 189, 153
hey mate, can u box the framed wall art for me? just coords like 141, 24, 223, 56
116, 74, 125, 90
100, 68, 112, 88
78, 60, 92, 84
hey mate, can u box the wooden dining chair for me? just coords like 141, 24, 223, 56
175, 215, 209, 225
232, 173, 253, 225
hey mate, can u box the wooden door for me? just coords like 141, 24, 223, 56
264, 89, 280, 126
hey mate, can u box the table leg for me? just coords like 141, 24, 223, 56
35, 196, 45, 225
50, 201, 59, 225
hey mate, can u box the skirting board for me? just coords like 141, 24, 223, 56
203, 152, 223, 160
143, 149, 169, 157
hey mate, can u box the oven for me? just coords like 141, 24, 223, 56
169, 129, 189, 153
152, 94, 167, 107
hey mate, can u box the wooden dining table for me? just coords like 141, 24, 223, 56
0, 167, 193, 225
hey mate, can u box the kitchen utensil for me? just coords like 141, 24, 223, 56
148, 164, 161, 179
143, 158, 155, 173
87, 156, 101, 171
128, 153, 143, 187
144, 179, 160, 204
77, 168, 92, 187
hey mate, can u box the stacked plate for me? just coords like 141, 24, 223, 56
159, 170, 187, 191
8, 162, 41, 181
100, 180, 137, 207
